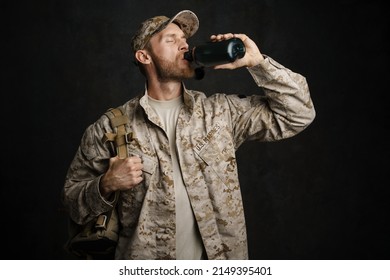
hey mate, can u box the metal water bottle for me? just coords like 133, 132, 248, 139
184, 38, 246, 67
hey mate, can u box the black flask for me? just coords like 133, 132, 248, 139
184, 38, 246, 67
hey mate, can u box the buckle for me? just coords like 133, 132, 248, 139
125, 132, 133, 143
95, 215, 108, 229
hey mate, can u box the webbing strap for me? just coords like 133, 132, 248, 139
110, 115, 128, 127
103, 107, 130, 159
97, 107, 130, 227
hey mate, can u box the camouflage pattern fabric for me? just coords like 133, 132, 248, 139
63, 56, 315, 259
131, 10, 199, 53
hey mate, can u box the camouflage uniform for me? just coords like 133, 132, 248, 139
63, 56, 315, 259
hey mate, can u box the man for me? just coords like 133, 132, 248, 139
63, 10, 315, 260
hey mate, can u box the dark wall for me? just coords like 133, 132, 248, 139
3, 0, 389, 259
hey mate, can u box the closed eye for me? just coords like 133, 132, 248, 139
163, 33, 186, 44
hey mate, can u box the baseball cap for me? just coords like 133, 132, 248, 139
131, 10, 199, 53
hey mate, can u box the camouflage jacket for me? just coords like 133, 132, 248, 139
63, 56, 315, 259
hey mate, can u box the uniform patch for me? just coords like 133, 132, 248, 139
195, 123, 222, 152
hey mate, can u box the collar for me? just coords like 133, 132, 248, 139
140, 83, 195, 116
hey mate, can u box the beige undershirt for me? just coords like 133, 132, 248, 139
148, 94, 204, 260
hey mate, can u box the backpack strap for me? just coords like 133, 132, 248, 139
95, 107, 131, 230
102, 107, 131, 159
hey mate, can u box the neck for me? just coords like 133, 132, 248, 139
147, 80, 183, 101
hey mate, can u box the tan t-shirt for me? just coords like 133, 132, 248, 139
148, 94, 204, 259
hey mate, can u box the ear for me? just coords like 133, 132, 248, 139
135, 50, 151, 65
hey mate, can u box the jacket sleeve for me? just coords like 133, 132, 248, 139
227, 55, 316, 149
62, 115, 116, 225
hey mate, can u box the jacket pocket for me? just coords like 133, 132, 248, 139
195, 133, 236, 185
128, 152, 157, 180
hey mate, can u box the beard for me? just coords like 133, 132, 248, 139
151, 53, 195, 82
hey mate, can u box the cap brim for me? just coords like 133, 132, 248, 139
169, 10, 199, 39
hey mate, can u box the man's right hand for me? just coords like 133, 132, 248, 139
99, 155, 144, 198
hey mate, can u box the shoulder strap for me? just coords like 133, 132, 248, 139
96, 107, 130, 224
102, 107, 131, 159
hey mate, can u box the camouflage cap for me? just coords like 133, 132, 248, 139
131, 10, 199, 53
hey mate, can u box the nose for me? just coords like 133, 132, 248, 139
179, 38, 189, 51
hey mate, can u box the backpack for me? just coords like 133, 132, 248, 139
64, 107, 130, 259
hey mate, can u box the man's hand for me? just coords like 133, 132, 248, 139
99, 155, 144, 198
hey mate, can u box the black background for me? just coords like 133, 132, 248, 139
3, 0, 389, 259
